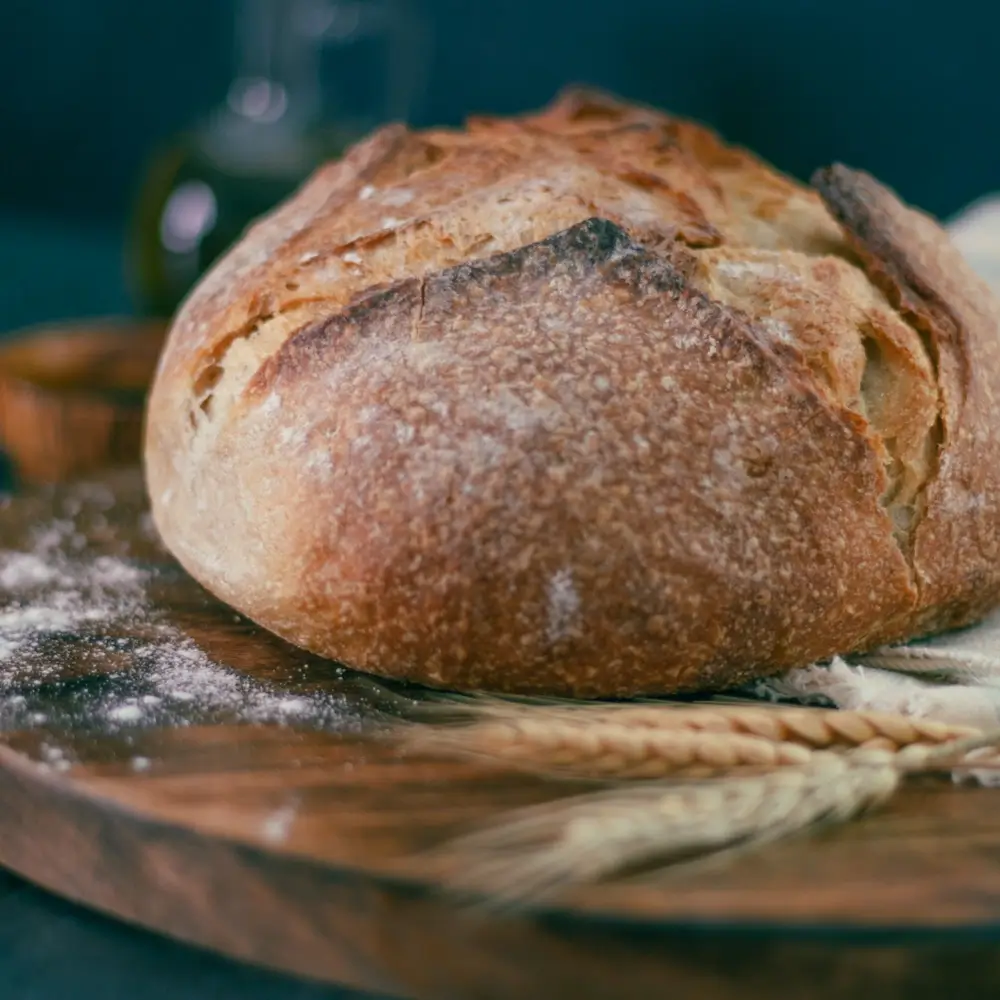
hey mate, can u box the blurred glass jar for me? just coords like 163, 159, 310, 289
127, 0, 429, 319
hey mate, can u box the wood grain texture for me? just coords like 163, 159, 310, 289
1, 468, 1000, 999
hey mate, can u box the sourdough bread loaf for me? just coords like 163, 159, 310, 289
143, 88, 1000, 697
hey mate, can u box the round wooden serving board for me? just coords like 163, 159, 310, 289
1, 470, 1000, 999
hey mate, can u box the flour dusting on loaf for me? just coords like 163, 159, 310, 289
143, 88, 1000, 696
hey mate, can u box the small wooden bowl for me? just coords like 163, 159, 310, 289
0, 317, 168, 485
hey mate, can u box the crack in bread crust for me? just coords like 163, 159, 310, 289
686, 243, 939, 582
813, 164, 1000, 635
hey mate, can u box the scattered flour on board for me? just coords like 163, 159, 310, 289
0, 516, 147, 670
0, 486, 358, 762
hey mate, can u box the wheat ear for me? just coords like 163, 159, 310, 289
399, 715, 814, 778
399, 698, 983, 780
426, 748, 901, 908
410, 692, 981, 747
422, 729, 1000, 910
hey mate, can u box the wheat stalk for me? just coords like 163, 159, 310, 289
421, 729, 1000, 910
410, 691, 981, 747
399, 697, 984, 779
400, 715, 815, 778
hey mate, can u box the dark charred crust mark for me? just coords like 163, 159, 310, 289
247, 219, 646, 396
247, 279, 424, 397
247, 217, 827, 407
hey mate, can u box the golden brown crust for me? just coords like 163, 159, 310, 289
143, 90, 1000, 697
814, 164, 1000, 637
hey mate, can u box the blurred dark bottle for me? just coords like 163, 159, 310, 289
127, 0, 428, 319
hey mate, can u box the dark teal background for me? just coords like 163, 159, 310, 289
1, 0, 998, 227
1, 0, 999, 332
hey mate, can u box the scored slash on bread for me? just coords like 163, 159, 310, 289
143, 88, 1000, 697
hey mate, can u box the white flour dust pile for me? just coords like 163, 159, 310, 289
0, 481, 359, 749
